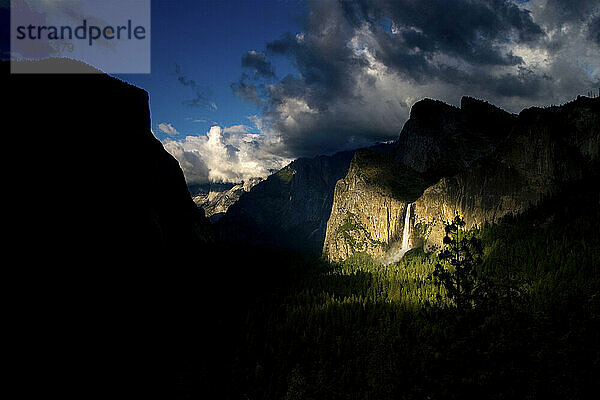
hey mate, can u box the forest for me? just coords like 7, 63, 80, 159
171, 177, 600, 400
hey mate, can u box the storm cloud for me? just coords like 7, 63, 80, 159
235, 0, 600, 158
590, 15, 600, 45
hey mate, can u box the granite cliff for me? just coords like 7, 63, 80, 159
190, 178, 261, 222
413, 96, 599, 251
324, 96, 599, 261
394, 96, 516, 180
322, 149, 427, 261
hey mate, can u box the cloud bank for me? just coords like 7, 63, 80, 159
163, 124, 291, 184
168, 0, 600, 185
238, 0, 600, 158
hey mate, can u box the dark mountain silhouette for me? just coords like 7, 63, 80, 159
5, 59, 213, 265
4, 59, 215, 397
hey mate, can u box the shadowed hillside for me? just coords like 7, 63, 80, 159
216, 150, 355, 254
4, 59, 215, 398
5, 59, 214, 263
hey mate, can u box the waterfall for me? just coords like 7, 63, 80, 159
384, 203, 413, 265
400, 203, 413, 252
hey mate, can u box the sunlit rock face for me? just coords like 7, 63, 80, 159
190, 178, 262, 222
324, 97, 515, 262
323, 150, 426, 262
414, 96, 599, 251
324, 96, 600, 261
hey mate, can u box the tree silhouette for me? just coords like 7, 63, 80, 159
432, 213, 484, 310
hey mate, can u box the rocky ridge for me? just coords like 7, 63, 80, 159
394, 96, 516, 179
190, 178, 262, 222
324, 96, 599, 261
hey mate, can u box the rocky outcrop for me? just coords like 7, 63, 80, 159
216, 151, 355, 254
324, 96, 599, 261
394, 96, 516, 180
414, 96, 599, 250
190, 178, 261, 222
323, 150, 427, 261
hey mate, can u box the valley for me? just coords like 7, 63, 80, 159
8, 58, 599, 400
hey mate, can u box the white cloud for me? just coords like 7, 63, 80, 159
163, 124, 292, 184
158, 122, 179, 136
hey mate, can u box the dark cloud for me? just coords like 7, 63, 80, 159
174, 64, 216, 110
432, 64, 551, 100
477, 69, 550, 99
544, 0, 598, 24
267, 40, 364, 111
346, 0, 543, 73
266, 0, 370, 109
527, 0, 599, 39
175, 64, 198, 87
233, 0, 600, 159
590, 15, 600, 45
231, 79, 261, 105
241, 51, 276, 79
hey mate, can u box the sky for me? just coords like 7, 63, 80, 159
4, 0, 600, 185
115, 0, 308, 184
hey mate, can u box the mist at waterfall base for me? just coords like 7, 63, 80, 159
384, 203, 414, 265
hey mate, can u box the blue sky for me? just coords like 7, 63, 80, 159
116, 0, 307, 141
4, 0, 599, 185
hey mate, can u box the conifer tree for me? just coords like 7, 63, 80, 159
432, 213, 483, 309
